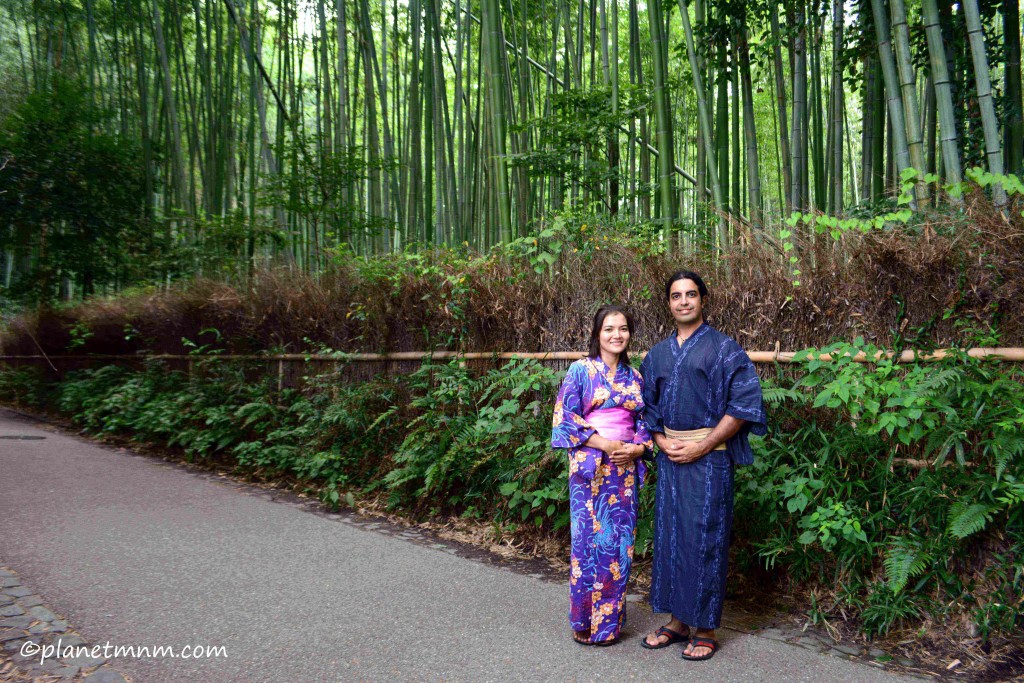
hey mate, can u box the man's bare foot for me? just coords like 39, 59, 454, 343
641, 617, 690, 648
681, 629, 718, 659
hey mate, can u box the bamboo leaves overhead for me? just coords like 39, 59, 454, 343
1, 0, 1022, 288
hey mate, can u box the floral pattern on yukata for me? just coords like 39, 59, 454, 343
551, 357, 653, 643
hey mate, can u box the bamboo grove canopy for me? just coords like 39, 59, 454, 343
0, 0, 1020, 297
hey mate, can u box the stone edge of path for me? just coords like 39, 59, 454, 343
0, 566, 129, 683
0, 405, 941, 680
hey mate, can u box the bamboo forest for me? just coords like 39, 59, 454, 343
0, 0, 1022, 299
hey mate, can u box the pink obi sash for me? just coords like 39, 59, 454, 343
577, 407, 647, 486
587, 407, 636, 442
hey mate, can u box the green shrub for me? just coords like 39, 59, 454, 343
381, 357, 564, 524
735, 339, 1024, 637
0, 365, 53, 407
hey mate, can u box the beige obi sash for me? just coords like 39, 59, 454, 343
663, 426, 727, 451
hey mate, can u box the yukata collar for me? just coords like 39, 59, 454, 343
588, 356, 622, 382
670, 322, 709, 356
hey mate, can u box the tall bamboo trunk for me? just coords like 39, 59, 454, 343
676, 0, 726, 245
738, 28, 762, 227
1004, 0, 1023, 175
694, 0, 706, 225
871, 75, 886, 200
609, 0, 620, 216
770, 6, 792, 214
860, 54, 877, 203
921, 0, 962, 189
870, 0, 911, 194
403, 0, 423, 243
648, 0, 675, 223
629, 0, 650, 219
810, 11, 824, 210
830, 0, 843, 213
924, 75, 937, 176
731, 40, 741, 215
151, 0, 191, 217
483, 0, 513, 240
890, 0, 927, 202
962, 0, 1006, 205
790, 0, 807, 211
716, 42, 729, 216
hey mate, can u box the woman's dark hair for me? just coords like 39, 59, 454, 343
588, 305, 635, 365
664, 270, 709, 301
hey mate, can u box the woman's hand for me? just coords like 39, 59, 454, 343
584, 434, 621, 455
609, 443, 644, 466
582, 435, 643, 465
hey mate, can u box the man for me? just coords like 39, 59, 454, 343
638, 271, 766, 661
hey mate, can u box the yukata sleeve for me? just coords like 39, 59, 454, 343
630, 372, 655, 452
639, 351, 664, 435
723, 343, 768, 437
551, 362, 597, 449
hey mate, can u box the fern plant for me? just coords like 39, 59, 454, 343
883, 537, 932, 593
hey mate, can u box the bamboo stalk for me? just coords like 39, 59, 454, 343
870, 0, 912, 185
791, 0, 807, 211
890, 0, 926, 202
648, 0, 676, 224
962, 0, 1007, 206
676, 0, 727, 245
770, 6, 792, 214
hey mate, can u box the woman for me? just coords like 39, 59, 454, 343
551, 305, 652, 646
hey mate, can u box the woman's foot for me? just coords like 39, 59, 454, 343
573, 630, 592, 645
681, 629, 717, 659
642, 618, 690, 649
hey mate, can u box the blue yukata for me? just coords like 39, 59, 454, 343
639, 324, 766, 629
551, 357, 653, 643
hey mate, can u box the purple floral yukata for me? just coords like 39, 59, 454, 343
551, 357, 653, 643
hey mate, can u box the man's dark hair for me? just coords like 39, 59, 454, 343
664, 270, 709, 301
588, 305, 635, 365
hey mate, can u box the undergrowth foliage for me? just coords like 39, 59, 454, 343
3, 342, 1022, 641
738, 340, 1024, 638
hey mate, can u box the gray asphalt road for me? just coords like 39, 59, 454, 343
0, 409, 906, 683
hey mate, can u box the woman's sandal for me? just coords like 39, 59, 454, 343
593, 637, 619, 647
640, 626, 690, 650
572, 630, 595, 646
680, 637, 719, 661
574, 631, 620, 646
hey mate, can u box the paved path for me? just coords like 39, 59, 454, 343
0, 409, 908, 683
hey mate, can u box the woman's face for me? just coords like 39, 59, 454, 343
598, 312, 630, 359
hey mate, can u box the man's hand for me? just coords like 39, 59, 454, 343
654, 432, 709, 464
653, 416, 746, 465
663, 440, 708, 463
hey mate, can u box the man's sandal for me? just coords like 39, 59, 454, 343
680, 637, 719, 661
640, 626, 689, 650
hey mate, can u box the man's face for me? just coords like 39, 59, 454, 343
668, 278, 704, 326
